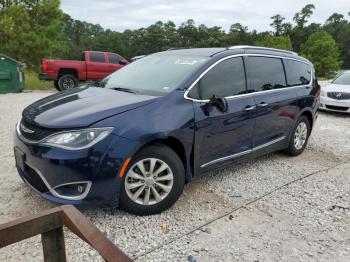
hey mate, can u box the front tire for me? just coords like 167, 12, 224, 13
57, 74, 78, 91
285, 116, 311, 156
120, 144, 185, 215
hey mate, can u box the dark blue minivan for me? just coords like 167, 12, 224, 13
14, 46, 320, 215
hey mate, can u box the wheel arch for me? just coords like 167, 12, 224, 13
298, 109, 314, 131
133, 136, 193, 183
58, 68, 78, 78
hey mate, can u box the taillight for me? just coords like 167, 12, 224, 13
41, 60, 48, 71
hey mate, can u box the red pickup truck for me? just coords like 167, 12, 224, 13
39, 51, 128, 91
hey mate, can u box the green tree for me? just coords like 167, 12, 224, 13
196, 25, 226, 47
290, 4, 321, 52
270, 14, 293, 36
270, 14, 285, 36
226, 23, 256, 45
0, 0, 65, 68
256, 34, 292, 51
300, 31, 341, 77
323, 13, 350, 69
177, 19, 200, 47
293, 4, 315, 28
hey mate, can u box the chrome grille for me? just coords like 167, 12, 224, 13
19, 119, 58, 142
327, 92, 350, 100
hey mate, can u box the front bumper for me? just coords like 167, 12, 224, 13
320, 96, 350, 113
14, 130, 138, 208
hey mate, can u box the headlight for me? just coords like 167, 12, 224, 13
40, 127, 113, 150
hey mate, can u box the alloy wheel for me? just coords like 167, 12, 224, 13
124, 158, 174, 205
62, 78, 75, 89
294, 121, 308, 150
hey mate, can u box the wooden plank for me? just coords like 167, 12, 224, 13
60, 205, 131, 262
0, 207, 62, 248
41, 227, 67, 262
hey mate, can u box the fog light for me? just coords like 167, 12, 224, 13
52, 181, 91, 200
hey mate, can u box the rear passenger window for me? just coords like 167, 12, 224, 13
284, 59, 311, 86
245, 57, 286, 92
190, 57, 246, 100
90, 52, 105, 63
108, 53, 122, 64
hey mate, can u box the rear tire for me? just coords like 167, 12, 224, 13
57, 74, 78, 91
120, 144, 185, 215
285, 115, 311, 156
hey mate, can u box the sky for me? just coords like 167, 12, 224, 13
61, 0, 350, 32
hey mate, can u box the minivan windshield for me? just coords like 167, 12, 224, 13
332, 72, 350, 85
100, 54, 209, 96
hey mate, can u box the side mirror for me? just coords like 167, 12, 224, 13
119, 59, 128, 65
209, 95, 229, 113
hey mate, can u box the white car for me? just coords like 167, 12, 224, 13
320, 71, 350, 113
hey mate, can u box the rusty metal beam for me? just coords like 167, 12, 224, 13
42, 227, 67, 262
60, 205, 132, 262
0, 205, 131, 262
0, 207, 62, 248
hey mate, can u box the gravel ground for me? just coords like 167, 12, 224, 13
0, 90, 349, 261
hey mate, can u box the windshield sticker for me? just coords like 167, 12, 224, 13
162, 86, 171, 90
174, 59, 200, 65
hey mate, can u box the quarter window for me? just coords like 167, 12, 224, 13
189, 57, 246, 100
90, 52, 105, 63
284, 59, 311, 86
245, 56, 286, 92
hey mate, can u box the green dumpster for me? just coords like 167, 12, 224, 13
0, 54, 25, 94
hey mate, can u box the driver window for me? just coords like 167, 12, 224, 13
189, 57, 246, 100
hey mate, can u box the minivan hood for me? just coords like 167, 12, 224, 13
22, 87, 157, 128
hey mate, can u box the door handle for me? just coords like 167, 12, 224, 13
257, 102, 269, 107
243, 105, 256, 112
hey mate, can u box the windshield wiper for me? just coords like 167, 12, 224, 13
110, 87, 138, 94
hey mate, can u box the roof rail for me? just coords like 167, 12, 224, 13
228, 45, 298, 56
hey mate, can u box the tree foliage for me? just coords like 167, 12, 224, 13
293, 4, 315, 28
256, 34, 292, 51
0, 2, 349, 77
300, 31, 341, 77
0, 0, 65, 67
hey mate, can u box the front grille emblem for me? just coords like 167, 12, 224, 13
20, 122, 35, 133
336, 93, 342, 99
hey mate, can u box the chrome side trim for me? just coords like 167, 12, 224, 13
200, 136, 287, 168
200, 149, 252, 168
24, 161, 92, 201
252, 136, 286, 151
184, 53, 313, 103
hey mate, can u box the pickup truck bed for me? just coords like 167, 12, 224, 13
40, 51, 128, 91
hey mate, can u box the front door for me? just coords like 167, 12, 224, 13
187, 57, 256, 172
